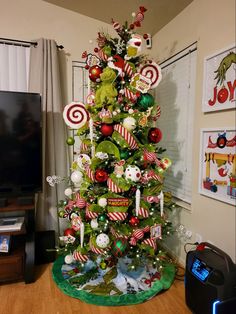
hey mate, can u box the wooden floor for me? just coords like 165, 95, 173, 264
0, 264, 191, 314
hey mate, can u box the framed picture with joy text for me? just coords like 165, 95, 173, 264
202, 44, 236, 112
199, 127, 236, 205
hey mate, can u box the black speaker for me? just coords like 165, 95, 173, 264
185, 242, 236, 314
35, 230, 56, 265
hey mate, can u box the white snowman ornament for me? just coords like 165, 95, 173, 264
124, 165, 141, 182
123, 117, 136, 131
96, 233, 110, 248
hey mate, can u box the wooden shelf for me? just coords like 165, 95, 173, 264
0, 198, 34, 212
0, 223, 26, 236
0, 198, 35, 284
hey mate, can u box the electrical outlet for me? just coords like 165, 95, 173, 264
185, 230, 193, 239
195, 233, 202, 243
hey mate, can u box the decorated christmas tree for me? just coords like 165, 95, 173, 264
52, 7, 176, 305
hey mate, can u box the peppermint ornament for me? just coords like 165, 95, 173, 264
125, 165, 141, 182
96, 233, 110, 248
63, 102, 89, 129
139, 61, 162, 89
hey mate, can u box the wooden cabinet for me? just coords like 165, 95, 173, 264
0, 199, 35, 284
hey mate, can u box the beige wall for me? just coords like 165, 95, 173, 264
0, 0, 112, 103
152, 0, 236, 263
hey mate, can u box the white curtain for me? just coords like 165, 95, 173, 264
28, 38, 69, 235
0, 44, 30, 91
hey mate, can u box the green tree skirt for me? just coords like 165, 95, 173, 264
52, 256, 176, 306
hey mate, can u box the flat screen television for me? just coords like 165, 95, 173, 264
0, 91, 42, 199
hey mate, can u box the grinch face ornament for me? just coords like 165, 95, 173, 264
96, 233, 110, 248
124, 165, 141, 182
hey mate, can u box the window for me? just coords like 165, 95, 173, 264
0, 43, 30, 92
72, 61, 88, 103
155, 43, 197, 205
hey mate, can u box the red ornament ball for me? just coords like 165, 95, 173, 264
94, 47, 99, 53
95, 169, 108, 182
148, 127, 162, 143
63, 228, 76, 237
217, 87, 228, 103
100, 123, 114, 136
89, 65, 103, 82
143, 33, 149, 39
129, 216, 140, 227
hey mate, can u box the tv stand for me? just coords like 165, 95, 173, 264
0, 198, 35, 283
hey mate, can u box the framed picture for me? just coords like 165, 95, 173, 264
199, 127, 236, 205
150, 224, 162, 239
202, 44, 236, 112
0, 235, 11, 253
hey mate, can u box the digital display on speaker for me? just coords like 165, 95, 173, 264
191, 258, 212, 282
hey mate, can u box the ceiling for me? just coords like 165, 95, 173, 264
43, 0, 194, 35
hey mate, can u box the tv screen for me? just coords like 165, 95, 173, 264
0, 91, 42, 198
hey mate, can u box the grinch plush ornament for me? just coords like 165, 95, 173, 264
95, 67, 118, 108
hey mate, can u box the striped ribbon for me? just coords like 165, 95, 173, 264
107, 212, 128, 221
142, 238, 157, 251
114, 124, 139, 149
85, 205, 98, 219
138, 207, 149, 218
107, 177, 125, 193
73, 251, 89, 262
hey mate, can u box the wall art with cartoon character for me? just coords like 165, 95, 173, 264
202, 44, 236, 112
199, 128, 236, 205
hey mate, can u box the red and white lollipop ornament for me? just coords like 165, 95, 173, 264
139, 61, 162, 89
63, 102, 90, 129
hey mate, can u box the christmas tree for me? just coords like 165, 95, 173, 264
53, 7, 176, 304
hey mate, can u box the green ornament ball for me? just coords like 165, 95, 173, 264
100, 261, 107, 270
120, 150, 130, 160
58, 210, 65, 218
137, 93, 155, 111
111, 238, 129, 257
66, 136, 75, 145
98, 213, 107, 222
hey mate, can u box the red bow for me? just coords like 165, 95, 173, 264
144, 272, 161, 287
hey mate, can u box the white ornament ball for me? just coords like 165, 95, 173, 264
124, 165, 141, 182
123, 117, 136, 131
96, 233, 110, 248
90, 218, 99, 229
128, 109, 134, 114
98, 198, 107, 208
64, 188, 73, 197
71, 171, 83, 184
65, 254, 74, 264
